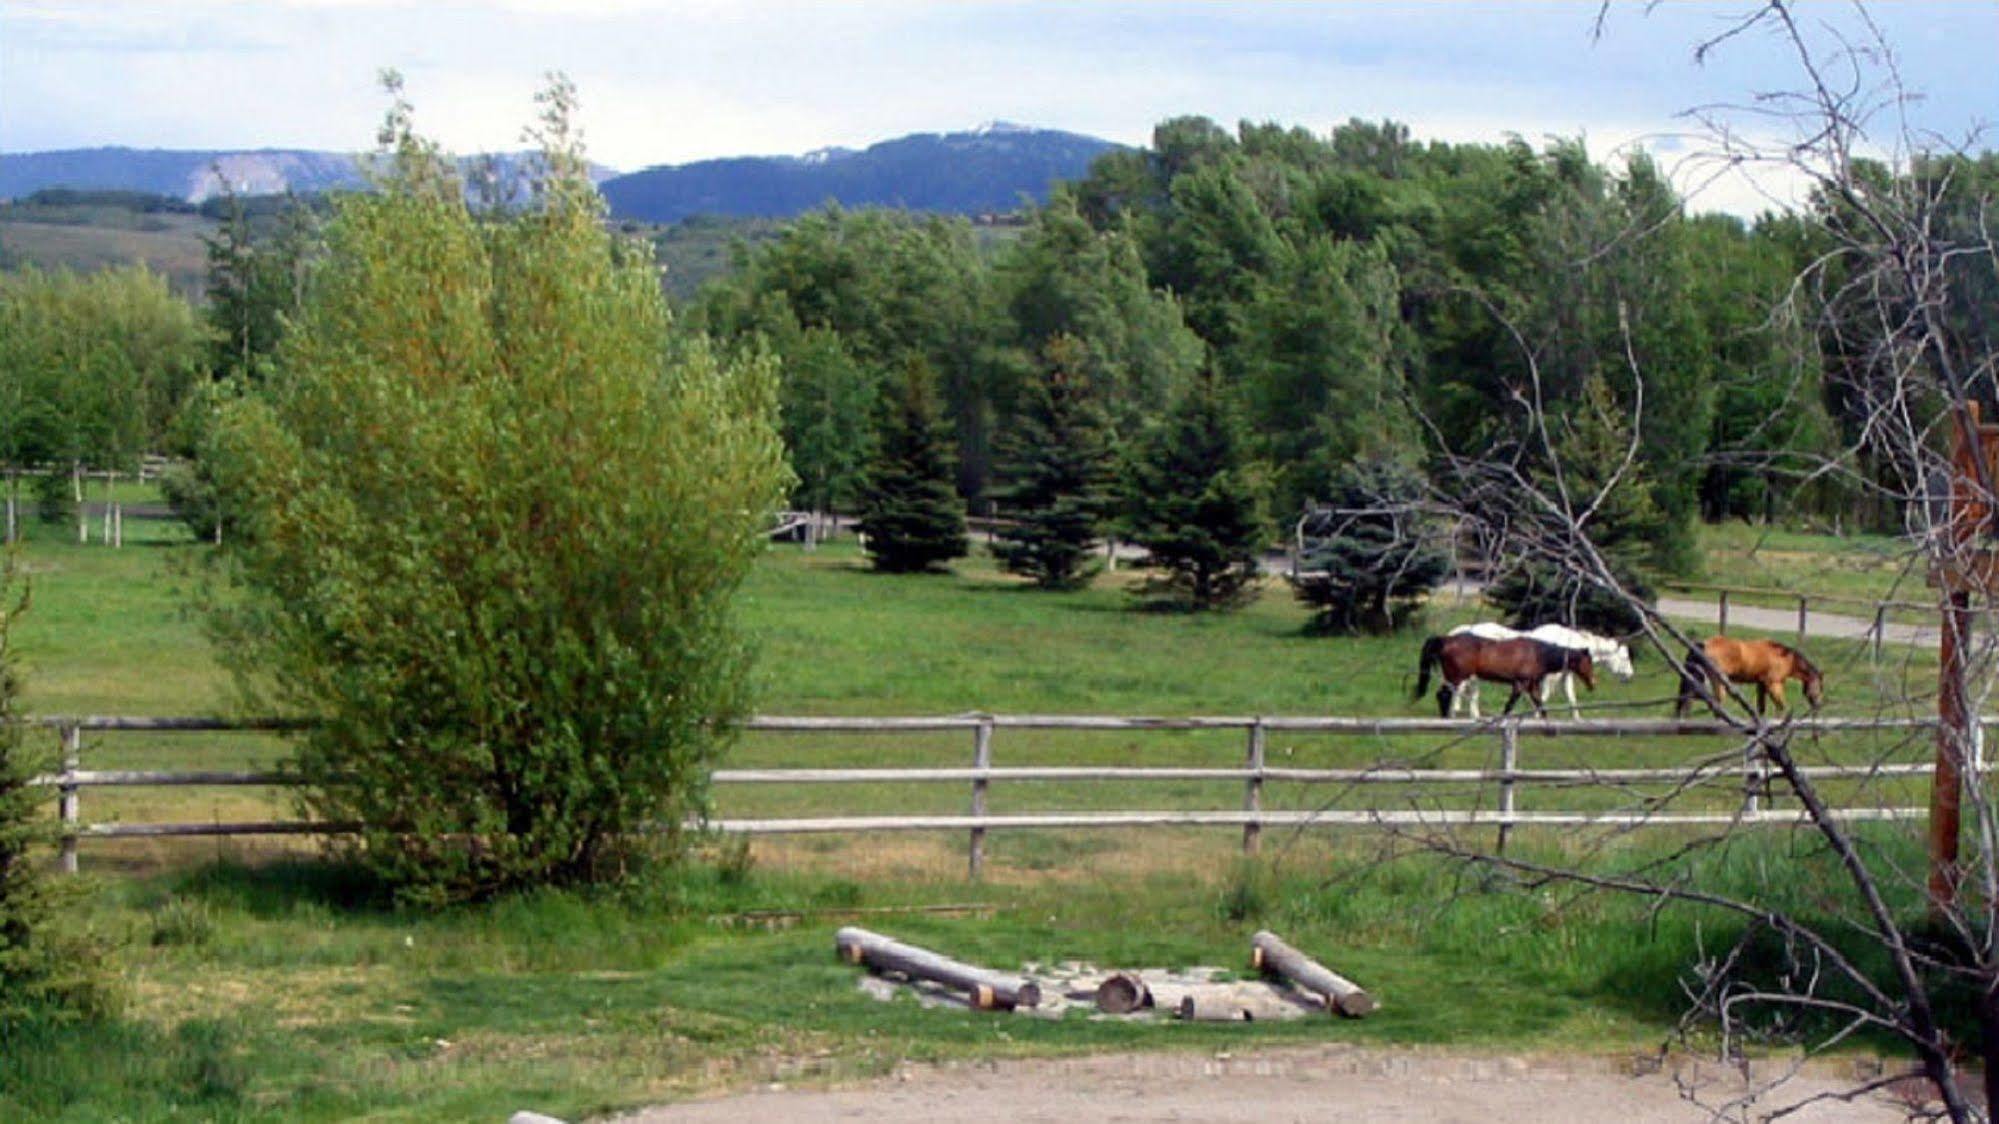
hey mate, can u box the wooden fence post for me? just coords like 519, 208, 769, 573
1718, 589, 1730, 634
1797, 596, 1809, 647
1872, 605, 1887, 660
1243, 719, 1266, 855
1497, 721, 1518, 854
58, 724, 80, 874
1743, 736, 1762, 817
968, 716, 993, 880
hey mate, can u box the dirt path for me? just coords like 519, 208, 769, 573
618, 1045, 1916, 1123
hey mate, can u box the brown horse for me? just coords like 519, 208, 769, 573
1674, 636, 1825, 717
1414, 634, 1596, 718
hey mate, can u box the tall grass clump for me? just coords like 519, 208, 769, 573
200, 75, 788, 903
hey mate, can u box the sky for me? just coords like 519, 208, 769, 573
3, 0, 1995, 215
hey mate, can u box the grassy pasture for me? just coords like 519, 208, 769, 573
0, 501, 1971, 1120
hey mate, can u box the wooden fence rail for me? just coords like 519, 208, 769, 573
21, 713, 1977, 879
1659, 580, 1939, 655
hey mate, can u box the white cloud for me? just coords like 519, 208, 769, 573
2, 0, 1991, 218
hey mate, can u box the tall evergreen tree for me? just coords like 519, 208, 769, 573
990, 336, 1116, 590
1487, 373, 1663, 635
1120, 370, 1267, 610
859, 361, 969, 573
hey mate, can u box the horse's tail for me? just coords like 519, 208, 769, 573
1674, 647, 1707, 718
1414, 636, 1443, 700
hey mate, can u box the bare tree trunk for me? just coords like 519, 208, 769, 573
72, 462, 85, 544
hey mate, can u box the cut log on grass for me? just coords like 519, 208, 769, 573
835, 926, 1042, 1010
1174, 987, 1253, 1022
1250, 929, 1376, 1017
1093, 972, 1152, 1014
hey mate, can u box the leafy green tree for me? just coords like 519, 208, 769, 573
857, 361, 968, 573
769, 320, 880, 520
998, 196, 1203, 436
1291, 457, 1449, 633
1120, 371, 1267, 610
990, 336, 1116, 589
696, 208, 1004, 498
1238, 237, 1410, 515
0, 266, 204, 535
204, 77, 788, 902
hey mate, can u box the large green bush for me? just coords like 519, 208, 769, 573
204, 79, 788, 902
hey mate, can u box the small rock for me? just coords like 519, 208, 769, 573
509, 1113, 568, 1124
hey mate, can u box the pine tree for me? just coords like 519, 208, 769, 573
0, 562, 104, 1020
1120, 371, 1267, 610
1291, 456, 1449, 633
858, 361, 969, 573
990, 336, 1115, 589
1488, 373, 1662, 635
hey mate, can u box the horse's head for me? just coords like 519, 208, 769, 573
1801, 660, 1826, 709
1606, 643, 1635, 681
1570, 649, 1597, 691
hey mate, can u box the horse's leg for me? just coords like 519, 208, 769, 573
1437, 683, 1453, 719
1468, 681, 1482, 720
1769, 680, 1788, 713
1527, 679, 1548, 719
1560, 671, 1580, 720
1755, 682, 1768, 715
1502, 683, 1521, 716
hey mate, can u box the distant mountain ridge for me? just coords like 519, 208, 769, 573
2, 122, 1120, 219
0, 147, 617, 204
598, 122, 1119, 221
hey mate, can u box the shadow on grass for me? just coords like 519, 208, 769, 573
167, 856, 396, 917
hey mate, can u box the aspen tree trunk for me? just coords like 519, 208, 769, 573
73, 463, 86, 543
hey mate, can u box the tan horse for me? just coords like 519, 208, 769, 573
1674, 636, 1825, 717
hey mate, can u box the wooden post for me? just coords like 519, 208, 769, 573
1797, 596, 1809, 647
1931, 400, 1992, 917
72, 463, 85, 544
835, 926, 1040, 1009
968, 716, 993, 880
1872, 604, 1887, 660
58, 724, 80, 874
1497, 721, 1518, 854
1242, 720, 1265, 855
1932, 590, 1972, 912
1718, 589, 1729, 635
1250, 929, 1375, 1016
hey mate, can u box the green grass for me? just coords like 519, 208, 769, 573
3, 827, 1964, 1122
1688, 522, 1934, 616
0, 516, 1973, 1119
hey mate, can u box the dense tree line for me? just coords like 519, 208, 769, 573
695, 115, 1993, 620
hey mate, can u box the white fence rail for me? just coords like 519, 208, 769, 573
26, 714, 1971, 878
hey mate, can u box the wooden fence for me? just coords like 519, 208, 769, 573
1660, 580, 1937, 654
27, 713, 1977, 878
